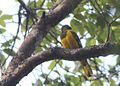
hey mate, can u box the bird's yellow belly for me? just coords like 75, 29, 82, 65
66, 31, 79, 48
61, 31, 79, 49
61, 38, 70, 48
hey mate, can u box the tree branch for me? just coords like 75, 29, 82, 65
1, 42, 120, 86
1, 0, 82, 85
4, 0, 81, 75
18, 0, 37, 20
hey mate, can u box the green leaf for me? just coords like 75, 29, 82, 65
36, 0, 44, 7
0, 14, 12, 20
3, 48, 15, 56
0, 28, 6, 34
74, 14, 85, 22
96, 15, 105, 29
110, 79, 116, 86
70, 75, 82, 86
85, 22, 96, 37
90, 13, 97, 20
21, 20, 26, 32
47, 1, 53, 8
27, 1, 35, 8
0, 52, 5, 65
40, 73, 48, 78
112, 27, 120, 41
112, 21, 120, 26
0, 20, 6, 27
37, 10, 45, 16
0, 10, 2, 15
86, 38, 96, 46
73, 5, 86, 14
48, 60, 56, 70
58, 60, 63, 67
90, 80, 103, 86
70, 19, 85, 36
97, 28, 107, 43
2, 39, 13, 47
116, 55, 120, 65
95, 58, 102, 63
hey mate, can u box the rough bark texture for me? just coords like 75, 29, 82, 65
1, 0, 82, 86
1, 42, 120, 86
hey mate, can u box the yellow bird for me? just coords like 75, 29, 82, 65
60, 25, 92, 77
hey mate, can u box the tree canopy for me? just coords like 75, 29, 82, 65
0, 0, 120, 86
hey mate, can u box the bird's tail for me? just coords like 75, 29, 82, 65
80, 60, 92, 77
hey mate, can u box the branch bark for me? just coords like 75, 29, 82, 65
5, 0, 81, 74
1, 43, 120, 86
1, 0, 82, 86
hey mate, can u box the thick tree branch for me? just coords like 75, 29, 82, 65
1, 43, 120, 86
1, 0, 82, 85
4, 0, 81, 78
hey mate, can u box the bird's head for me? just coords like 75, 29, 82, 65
61, 25, 72, 32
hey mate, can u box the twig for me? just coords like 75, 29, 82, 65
1, 5, 22, 67
94, 0, 108, 24
106, 24, 111, 42
89, 0, 112, 42
18, 0, 38, 21
24, 15, 29, 39
110, 15, 120, 25
31, 0, 46, 11
107, 14, 120, 42
89, 0, 108, 24
44, 60, 58, 85
49, 31, 61, 44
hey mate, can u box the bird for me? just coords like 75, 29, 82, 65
60, 25, 92, 77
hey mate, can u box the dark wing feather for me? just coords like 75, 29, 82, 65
71, 31, 82, 48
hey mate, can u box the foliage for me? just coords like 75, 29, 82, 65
1, 0, 120, 86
